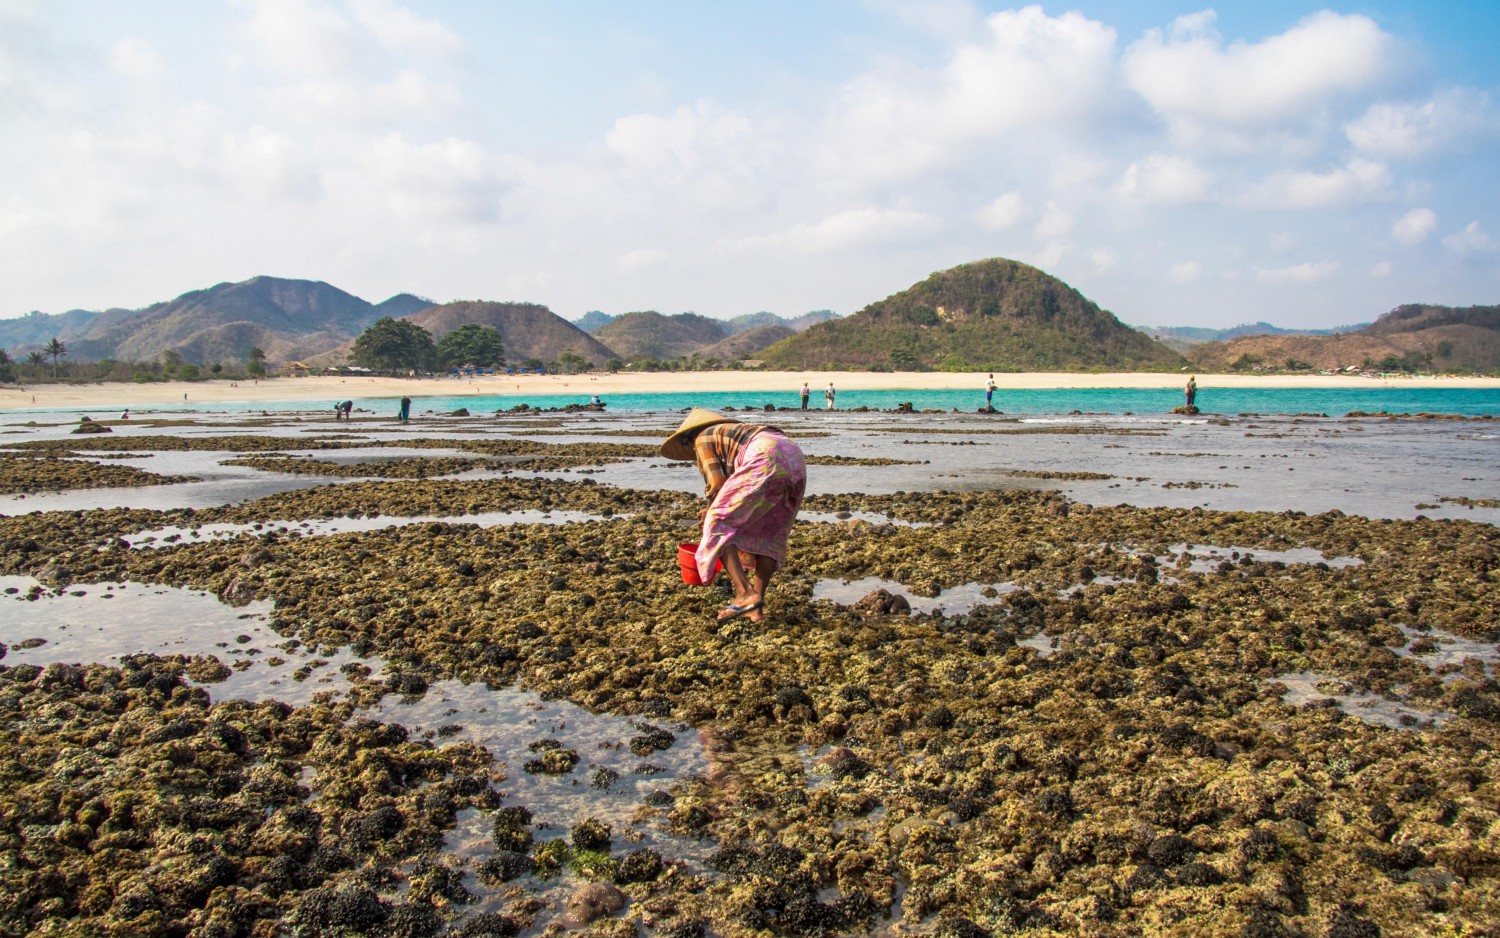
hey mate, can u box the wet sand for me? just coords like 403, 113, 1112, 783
5, 369, 1498, 410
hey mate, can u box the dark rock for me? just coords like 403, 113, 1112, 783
477, 851, 535, 884
852, 588, 912, 616
571, 817, 612, 851
615, 848, 666, 884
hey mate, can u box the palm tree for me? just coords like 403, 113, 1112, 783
26, 351, 47, 367
44, 337, 67, 378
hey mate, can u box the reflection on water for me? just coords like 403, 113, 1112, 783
4, 406, 1498, 519
1275, 671, 1452, 730
368, 679, 708, 858
0, 575, 373, 706
0, 573, 715, 914
811, 576, 1021, 616
1394, 624, 1499, 675
127, 509, 630, 547
1161, 543, 1364, 572
798, 511, 930, 528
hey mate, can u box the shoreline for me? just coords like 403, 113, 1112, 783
5, 370, 1499, 411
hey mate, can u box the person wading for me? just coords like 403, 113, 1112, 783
661, 408, 807, 624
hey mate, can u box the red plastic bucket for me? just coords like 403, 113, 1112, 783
679, 543, 721, 586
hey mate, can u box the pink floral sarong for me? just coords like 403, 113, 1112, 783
697, 430, 806, 582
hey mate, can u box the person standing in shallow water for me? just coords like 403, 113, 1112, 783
825, 382, 836, 410
985, 373, 996, 411
1185, 376, 1197, 409
398, 396, 411, 422
800, 382, 810, 410
661, 408, 807, 625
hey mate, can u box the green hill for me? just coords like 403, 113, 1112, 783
758, 258, 1186, 372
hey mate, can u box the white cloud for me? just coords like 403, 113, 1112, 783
358, 133, 507, 224
1246, 158, 1389, 209
111, 38, 166, 83
347, 0, 464, 62
1034, 201, 1073, 240
1124, 10, 1394, 126
234, 0, 360, 79
974, 191, 1023, 230
1346, 88, 1498, 158
1047, 154, 1112, 191
0, 1, 54, 115
1256, 261, 1337, 284
863, 0, 982, 43
1091, 249, 1118, 271
1391, 208, 1436, 245
1117, 153, 1209, 203
1443, 221, 1497, 256
1371, 261, 1392, 277
267, 68, 461, 126
605, 101, 754, 181
743, 208, 941, 254
828, 5, 1119, 182
615, 247, 666, 273
1167, 260, 1201, 283
218, 125, 322, 201
1029, 240, 1069, 270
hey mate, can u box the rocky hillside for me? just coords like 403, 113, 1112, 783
593, 311, 729, 361
5, 277, 431, 366
1187, 305, 1500, 373
403, 301, 616, 367
758, 258, 1185, 372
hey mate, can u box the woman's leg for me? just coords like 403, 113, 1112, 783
720, 549, 753, 605
717, 551, 771, 623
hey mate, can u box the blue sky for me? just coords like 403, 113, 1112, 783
2, 1, 1497, 329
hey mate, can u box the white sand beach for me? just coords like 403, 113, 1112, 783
5, 370, 1498, 411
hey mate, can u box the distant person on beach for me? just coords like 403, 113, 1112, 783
1185, 376, 1197, 408
800, 382, 810, 410
335, 400, 352, 420
120, 409, 129, 420
825, 382, 836, 410
398, 396, 411, 422
661, 408, 806, 625
985, 373, 996, 411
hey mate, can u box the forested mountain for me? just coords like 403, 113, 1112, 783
758, 258, 1185, 371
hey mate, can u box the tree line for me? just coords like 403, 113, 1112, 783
0, 338, 270, 385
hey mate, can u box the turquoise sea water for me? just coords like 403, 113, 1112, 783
38, 384, 1500, 418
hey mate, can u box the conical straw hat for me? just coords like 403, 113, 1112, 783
659, 408, 740, 460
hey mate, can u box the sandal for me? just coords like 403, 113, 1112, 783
716, 601, 763, 623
